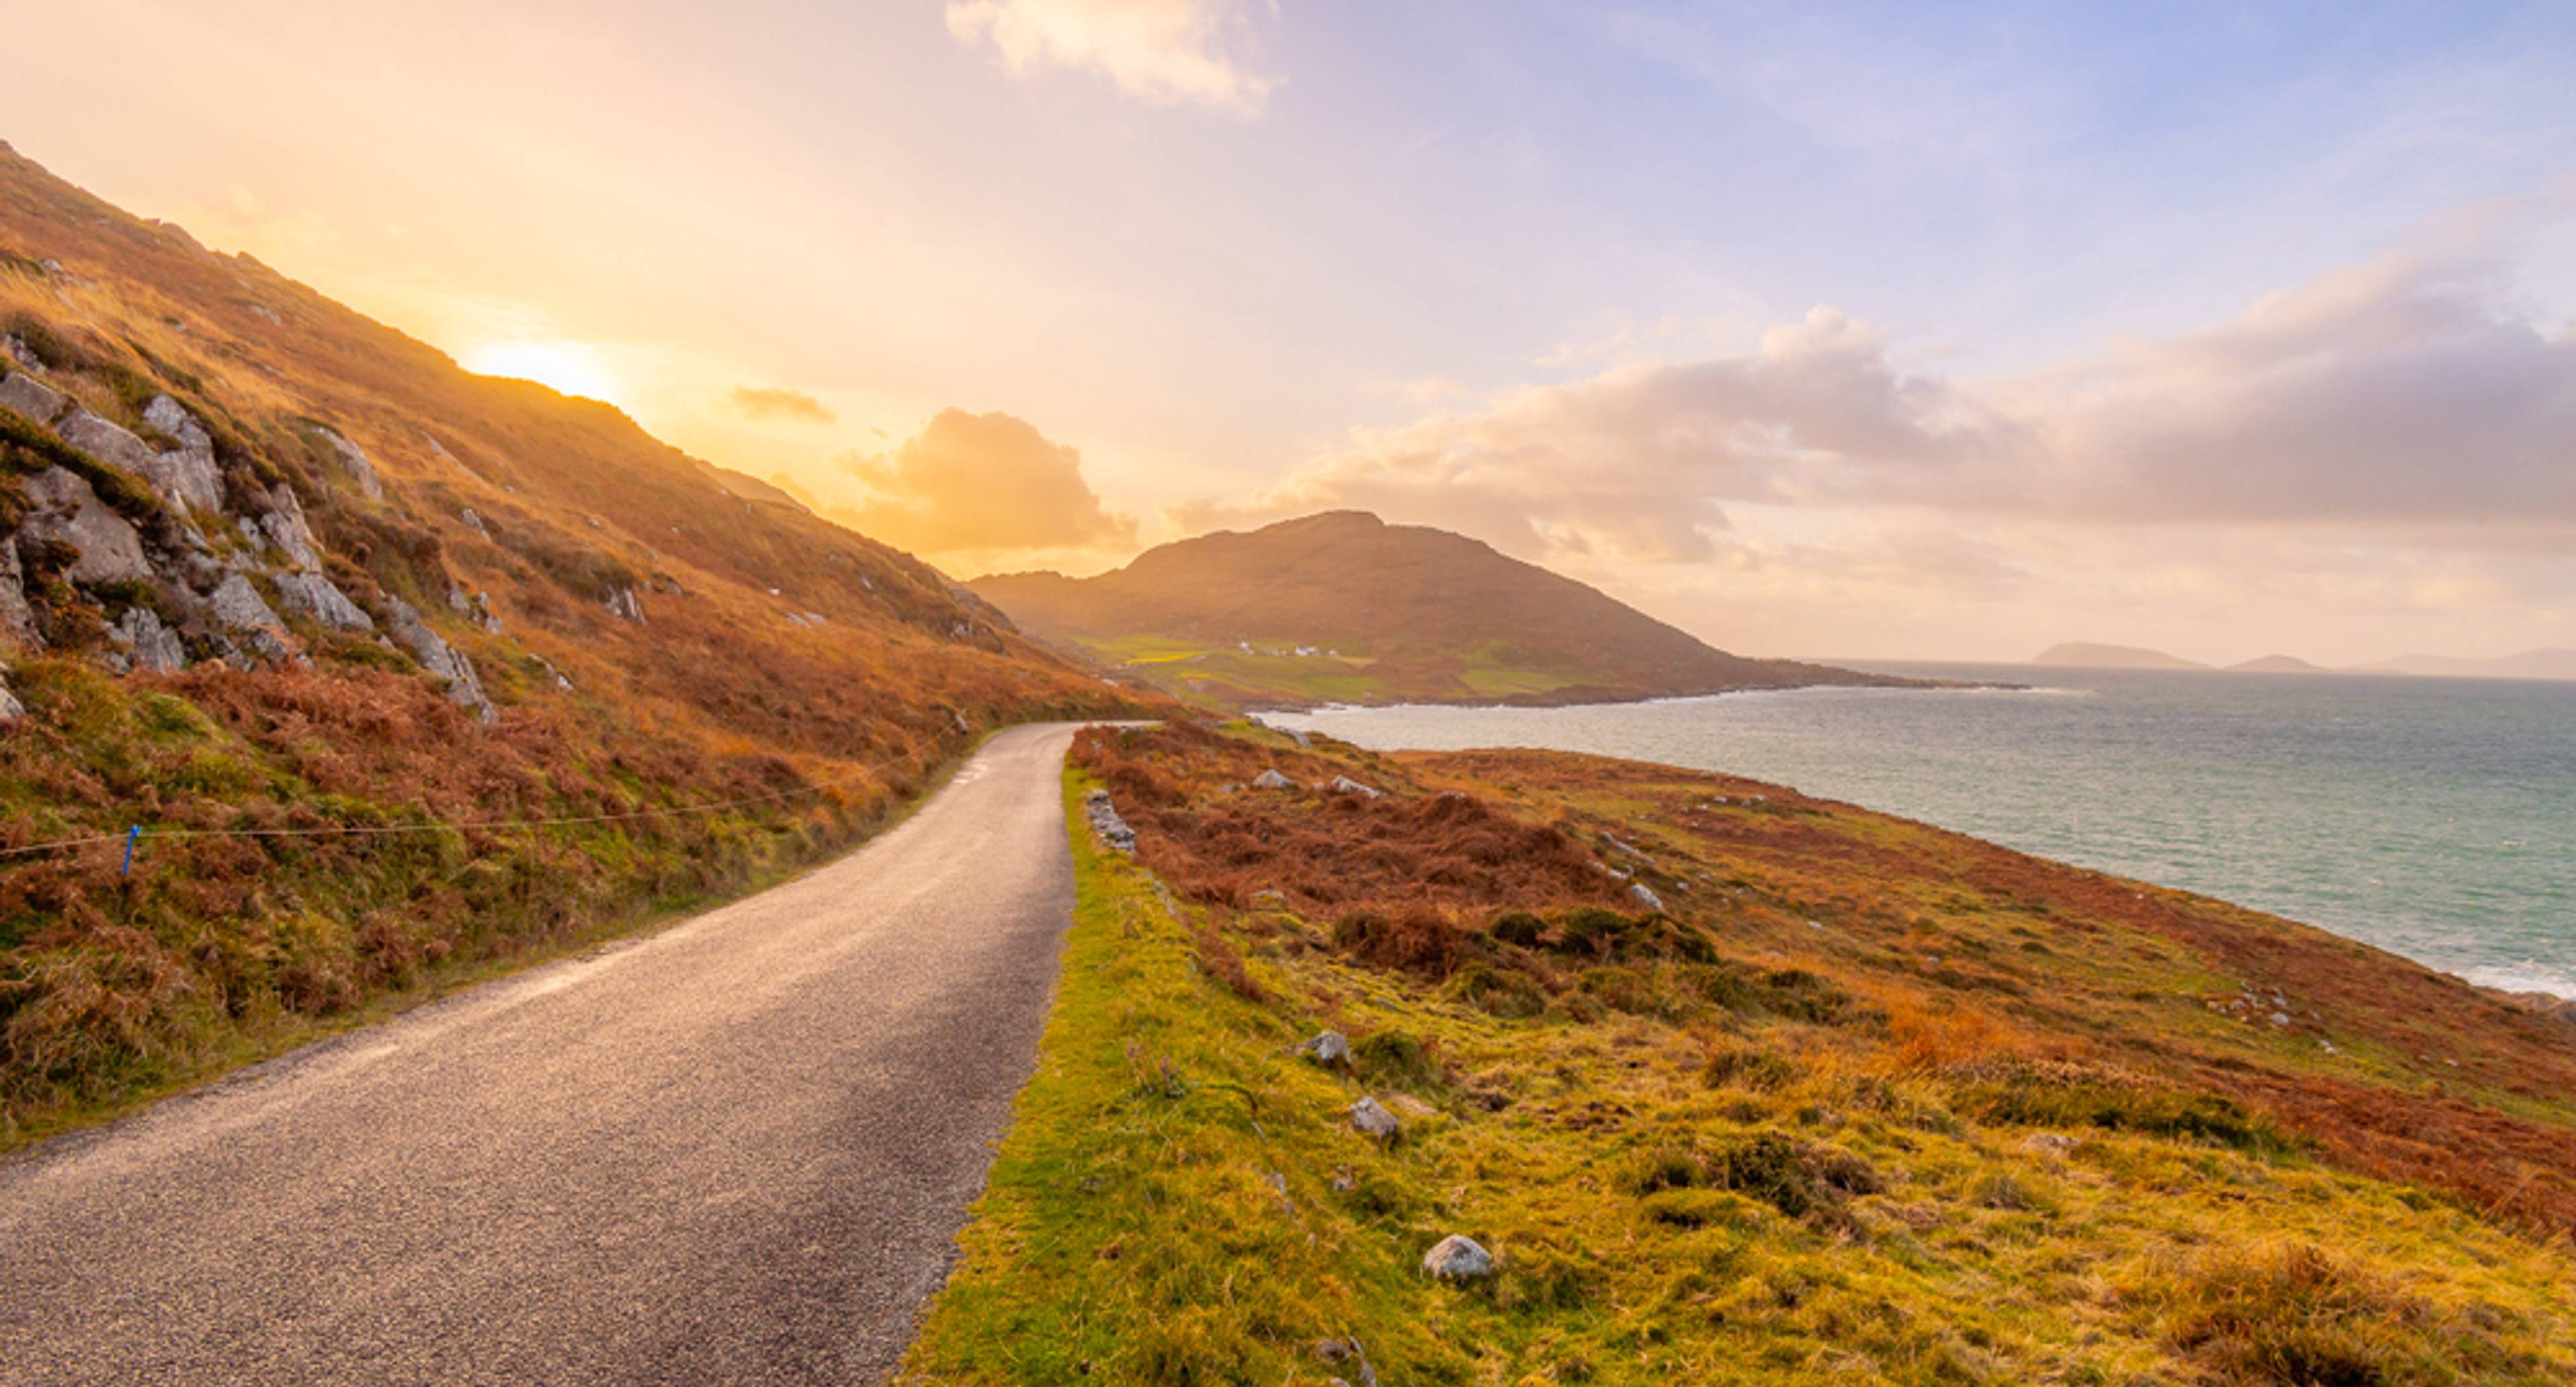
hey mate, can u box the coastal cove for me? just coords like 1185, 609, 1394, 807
1261, 663, 2576, 1001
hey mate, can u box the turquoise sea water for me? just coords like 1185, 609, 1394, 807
1261, 665, 2576, 999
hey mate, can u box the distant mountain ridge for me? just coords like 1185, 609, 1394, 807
2033, 641, 2576, 682
971, 510, 1919, 708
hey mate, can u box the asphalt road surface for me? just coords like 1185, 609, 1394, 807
0, 722, 1092, 1386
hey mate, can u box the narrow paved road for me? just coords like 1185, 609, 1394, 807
0, 723, 1091, 1386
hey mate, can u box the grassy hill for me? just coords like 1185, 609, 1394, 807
972, 511, 1918, 709
907, 722, 2576, 1384
0, 142, 1150, 1144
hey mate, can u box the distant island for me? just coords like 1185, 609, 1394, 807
2033, 642, 2576, 681
971, 510, 1930, 709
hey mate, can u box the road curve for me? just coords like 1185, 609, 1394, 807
0, 722, 1092, 1386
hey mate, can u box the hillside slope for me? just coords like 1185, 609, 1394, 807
973, 511, 1914, 708
2031, 641, 2208, 669
909, 722, 2576, 1384
0, 142, 1145, 1142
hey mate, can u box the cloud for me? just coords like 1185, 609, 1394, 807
725, 384, 837, 424
833, 407, 1136, 555
1201, 252, 2576, 569
946, 0, 1279, 115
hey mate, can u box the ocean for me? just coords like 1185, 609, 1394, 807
1259, 664, 2576, 1000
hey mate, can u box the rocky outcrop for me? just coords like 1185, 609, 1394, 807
208, 573, 297, 665
272, 571, 374, 632
1348, 1096, 1401, 1142
1082, 788, 1136, 853
256, 485, 322, 571
447, 586, 500, 634
603, 586, 645, 624
21, 468, 152, 586
109, 606, 187, 673
0, 670, 22, 722
313, 425, 383, 501
138, 396, 226, 515
382, 596, 493, 724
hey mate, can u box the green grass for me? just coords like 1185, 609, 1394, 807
902, 760, 2576, 1385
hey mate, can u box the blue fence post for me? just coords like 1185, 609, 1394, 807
121, 826, 140, 877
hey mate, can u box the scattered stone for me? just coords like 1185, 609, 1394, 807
2021, 1133, 2080, 1158
447, 586, 500, 634
21, 468, 152, 586
0, 369, 68, 425
1284, 727, 1312, 749
1315, 1337, 1377, 1387
1082, 787, 1136, 854
313, 425, 384, 500
0, 672, 21, 722
529, 653, 575, 691
603, 585, 646, 624
1628, 882, 1665, 913
1348, 1096, 1401, 1142
458, 507, 490, 537
272, 571, 375, 632
1328, 1166, 1357, 1192
1252, 768, 1294, 790
1326, 775, 1383, 799
2269, 1010, 2292, 1028
1298, 1030, 1352, 1067
1421, 1234, 1495, 1282
109, 606, 187, 673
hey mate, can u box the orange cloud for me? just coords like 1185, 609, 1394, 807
835, 408, 1136, 555
726, 385, 837, 423
947, 0, 1280, 115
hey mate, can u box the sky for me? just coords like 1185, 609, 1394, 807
4, 0, 2575, 664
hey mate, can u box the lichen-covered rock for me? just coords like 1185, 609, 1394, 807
56, 408, 158, 475
272, 571, 375, 632
1348, 1096, 1401, 1142
382, 596, 494, 724
21, 467, 152, 586
1082, 787, 1137, 853
0, 369, 68, 425
1298, 1030, 1352, 1067
138, 396, 225, 514
603, 586, 645, 624
1421, 1234, 1495, 1282
313, 425, 383, 501
258, 484, 323, 571
109, 606, 187, 673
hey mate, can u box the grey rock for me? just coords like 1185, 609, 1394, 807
314, 426, 383, 501
138, 396, 225, 514
447, 586, 500, 634
1253, 768, 1294, 790
56, 408, 158, 475
0, 370, 68, 425
109, 606, 187, 673
382, 596, 494, 724
1348, 1096, 1400, 1142
0, 672, 22, 722
529, 653, 575, 691
207, 573, 297, 665
0, 542, 39, 652
1421, 1233, 1495, 1282
141, 395, 210, 451
258, 485, 323, 571
273, 571, 375, 632
1315, 1338, 1377, 1387
603, 586, 645, 624
1298, 1030, 1351, 1067
21, 468, 152, 586
0, 333, 36, 368
1628, 882, 1665, 913
1081, 787, 1136, 854
1327, 775, 1383, 799
458, 507, 489, 538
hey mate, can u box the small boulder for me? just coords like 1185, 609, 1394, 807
1298, 1030, 1351, 1067
1327, 775, 1383, 799
1252, 768, 1293, 790
1081, 787, 1137, 854
603, 586, 646, 624
21, 468, 152, 587
258, 485, 323, 571
207, 573, 297, 665
1628, 882, 1665, 913
273, 571, 376, 632
1421, 1234, 1495, 1282
1348, 1096, 1400, 1142
382, 596, 495, 724
0, 542, 40, 652
0, 673, 21, 721
313, 425, 384, 501
0, 370, 68, 425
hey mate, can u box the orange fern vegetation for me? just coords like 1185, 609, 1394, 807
0, 143, 1157, 1142
908, 721, 2576, 1385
